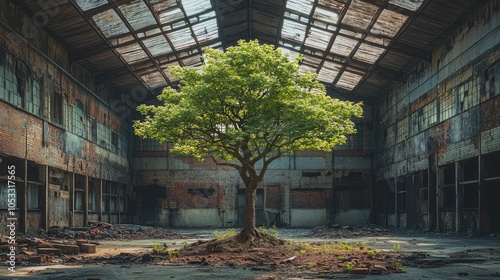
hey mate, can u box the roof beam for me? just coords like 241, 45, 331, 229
67, 0, 158, 98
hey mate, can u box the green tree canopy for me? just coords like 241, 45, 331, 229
134, 40, 363, 241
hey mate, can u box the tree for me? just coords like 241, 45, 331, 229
133, 40, 363, 241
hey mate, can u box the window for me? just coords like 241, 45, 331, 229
440, 88, 456, 121
458, 78, 479, 112
51, 91, 63, 124
411, 100, 437, 135
88, 182, 96, 212
396, 118, 408, 143
75, 190, 84, 211
26, 79, 41, 115
97, 122, 110, 148
27, 184, 41, 209
73, 99, 86, 137
485, 62, 500, 98
0, 52, 21, 107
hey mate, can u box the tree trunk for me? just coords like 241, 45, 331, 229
239, 179, 262, 242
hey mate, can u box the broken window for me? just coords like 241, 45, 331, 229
0, 52, 21, 107
458, 78, 479, 112
411, 100, 437, 135
27, 183, 41, 209
484, 62, 500, 98
72, 99, 87, 138
97, 122, 110, 149
440, 87, 456, 121
396, 117, 408, 143
26, 79, 41, 116
51, 91, 63, 124
15, 60, 27, 109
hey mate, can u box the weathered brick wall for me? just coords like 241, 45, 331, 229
373, 1, 500, 232
0, 3, 131, 234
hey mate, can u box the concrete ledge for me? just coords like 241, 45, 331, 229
37, 248, 62, 256
52, 244, 79, 255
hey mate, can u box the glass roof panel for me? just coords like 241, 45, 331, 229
317, 60, 341, 83
158, 7, 184, 25
286, 0, 315, 16
281, 19, 307, 43
371, 9, 408, 38
304, 27, 333, 50
342, 0, 378, 30
142, 35, 172, 56
299, 64, 317, 75
389, 0, 424, 12
115, 43, 150, 64
152, 0, 176, 12
329, 35, 358, 57
181, 0, 213, 17
119, 1, 157, 31
141, 71, 168, 88
93, 9, 129, 38
336, 71, 364, 90
167, 28, 196, 50
313, 6, 340, 24
75, 0, 107, 11
192, 18, 219, 44
353, 43, 385, 64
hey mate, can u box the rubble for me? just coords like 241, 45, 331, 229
308, 224, 391, 238
0, 223, 184, 267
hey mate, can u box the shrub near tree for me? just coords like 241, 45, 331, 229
134, 40, 363, 242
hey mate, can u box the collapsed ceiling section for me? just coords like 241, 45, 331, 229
13, 0, 484, 103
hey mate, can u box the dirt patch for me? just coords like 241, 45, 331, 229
150, 234, 407, 277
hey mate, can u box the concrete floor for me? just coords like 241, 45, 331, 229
1, 229, 500, 279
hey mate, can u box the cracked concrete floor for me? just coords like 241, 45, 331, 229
1, 228, 500, 279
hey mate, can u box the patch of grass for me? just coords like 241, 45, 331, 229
213, 228, 238, 239
394, 261, 406, 271
152, 241, 167, 255
337, 256, 346, 261
344, 262, 355, 272
392, 243, 401, 252
366, 249, 377, 257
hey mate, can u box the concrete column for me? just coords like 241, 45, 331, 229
395, 177, 399, 228
21, 158, 28, 234
43, 165, 49, 231
455, 161, 459, 233
70, 172, 75, 227
98, 179, 103, 222
84, 175, 89, 227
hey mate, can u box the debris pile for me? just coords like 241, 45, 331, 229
309, 224, 391, 238
45, 222, 184, 240
0, 223, 184, 266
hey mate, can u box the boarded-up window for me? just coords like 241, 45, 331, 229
291, 189, 325, 208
